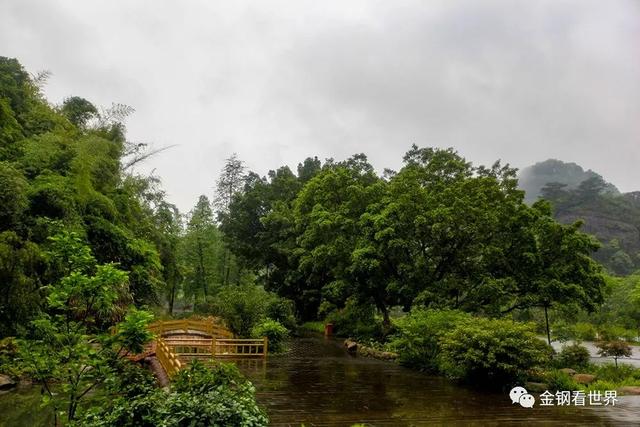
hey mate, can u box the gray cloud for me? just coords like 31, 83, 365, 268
1, 0, 638, 211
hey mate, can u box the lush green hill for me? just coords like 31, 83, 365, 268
519, 159, 639, 275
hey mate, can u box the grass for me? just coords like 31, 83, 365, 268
542, 362, 640, 394
300, 321, 325, 333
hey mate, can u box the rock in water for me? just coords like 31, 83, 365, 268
0, 374, 16, 390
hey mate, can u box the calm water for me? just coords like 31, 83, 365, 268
236, 335, 639, 426
1, 335, 638, 426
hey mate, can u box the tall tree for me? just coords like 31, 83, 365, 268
182, 196, 220, 301
502, 200, 606, 345
214, 153, 246, 216
214, 154, 246, 285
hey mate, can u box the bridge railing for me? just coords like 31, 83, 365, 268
148, 318, 234, 339
213, 338, 268, 358
156, 338, 182, 378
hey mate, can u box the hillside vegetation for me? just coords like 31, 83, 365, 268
520, 159, 640, 275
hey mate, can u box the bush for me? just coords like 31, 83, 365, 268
557, 343, 591, 369
266, 298, 297, 331
252, 319, 289, 353
387, 309, 471, 371
81, 361, 268, 427
195, 284, 293, 337
545, 370, 579, 392
438, 317, 553, 387
573, 322, 597, 341
300, 321, 324, 333
598, 325, 635, 342
325, 298, 383, 340
593, 362, 640, 383
551, 320, 575, 343
0, 337, 20, 377
582, 380, 619, 393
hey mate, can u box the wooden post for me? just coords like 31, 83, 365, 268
263, 336, 268, 358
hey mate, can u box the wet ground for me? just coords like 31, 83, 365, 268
550, 340, 640, 368
237, 335, 639, 426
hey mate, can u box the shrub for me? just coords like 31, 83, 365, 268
573, 322, 597, 341
326, 298, 382, 340
557, 343, 591, 369
387, 309, 471, 371
593, 362, 640, 383
545, 370, 579, 392
300, 321, 324, 333
0, 337, 20, 377
438, 317, 553, 387
266, 298, 297, 331
552, 321, 575, 343
252, 319, 289, 353
81, 361, 268, 427
196, 284, 286, 337
582, 380, 619, 393
598, 325, 633, 342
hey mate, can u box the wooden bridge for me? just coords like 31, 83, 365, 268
147, 318, 268, 379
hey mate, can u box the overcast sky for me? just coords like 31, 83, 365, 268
2, 0, 639, 212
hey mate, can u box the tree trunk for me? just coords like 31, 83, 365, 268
197, 239, 208, 298
224, 250, 231, 286
382, 308, 391, 336
168, 281, 176, 315
544, 305, 551, 346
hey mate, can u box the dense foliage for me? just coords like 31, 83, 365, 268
251, 319, 289, 353
438, 318, 553, 385
0, 56, 179, 335
0, 57, 270, 425
556, 343, 591, 369
387, 309, 471, 371
220, 145, 606, 345
81, 361, 268, 427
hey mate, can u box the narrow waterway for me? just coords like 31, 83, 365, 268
236, 335, 639, 426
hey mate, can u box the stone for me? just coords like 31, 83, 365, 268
573, 374, 596, 384
525, 382, 549, 393
617, 386, 640, 396
344, 339, 358, 354
559, 368, 576, 376
380, 351, 399, 360
0, 374, 16, 390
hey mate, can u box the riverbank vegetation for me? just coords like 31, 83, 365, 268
1, 55, 640, 423
0, 57, 269, 425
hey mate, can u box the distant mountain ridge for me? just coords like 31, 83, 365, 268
518, 159, 639, 275
518, 159, 619, 204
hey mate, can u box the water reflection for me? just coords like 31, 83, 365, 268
236, 335, 633, 426
0, 336, 637, 426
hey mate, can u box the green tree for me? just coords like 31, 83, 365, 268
502, 201, 606, 345
596, 340, 632, 368
19, 231, 153, 424
181, 195, 221, 301
60, 96, 98, 128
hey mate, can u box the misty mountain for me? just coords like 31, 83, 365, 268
519, 159, 639, 275
518, 159, 619, 204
